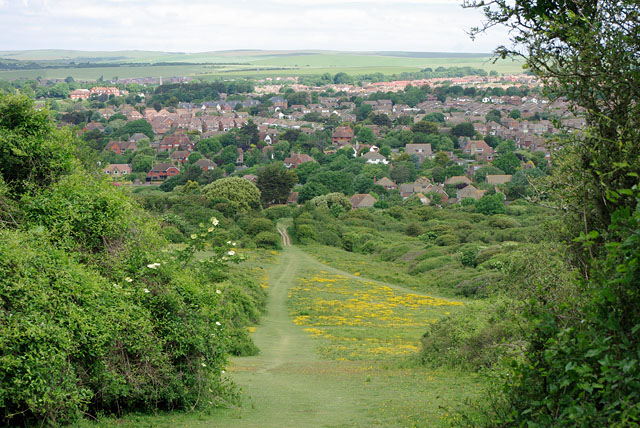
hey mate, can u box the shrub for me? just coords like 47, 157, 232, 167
419, 299, 522, 370
0, 230, 232, 425
247, 217, 275, 235
405, 222, 423, 236
163, 225, 184, 243
459, 245, 478, 267
488, 214, 520, 229
263, 204, 292, 220
202, 177, 262, 212
254, 231, 282, 249
435, 234, 460, 246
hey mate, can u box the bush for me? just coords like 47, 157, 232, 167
409, 256, 454, 275
405, 222, 423, 236
0, 230, 232, 425
163, 225, 184, 243
254, 231, 282, 249
202, 177, 261, 212
419, 299, 522, 370
435, 234, 460, 246
247, 217, 275, 235
488, 214, 520, 229
263, 205, 292, 220
459, 245, 478, 267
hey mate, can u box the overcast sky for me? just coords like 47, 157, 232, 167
0, 0, 508, 53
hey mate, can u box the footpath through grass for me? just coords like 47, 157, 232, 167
82, 238, 482, 427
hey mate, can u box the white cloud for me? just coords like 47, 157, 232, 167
0, 0, 509, 52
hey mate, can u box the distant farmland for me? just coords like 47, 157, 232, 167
0, 50, 525, 81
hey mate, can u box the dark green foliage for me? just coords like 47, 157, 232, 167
476, 193, 506, 215
0, 94, 75, 194
247, 217, 276, 235
459, 246, 478, 267
492, 152, 520, 175
256, 162, 297, 206
405, 222, 423, 237
451, 122, 475, 138
419, 300, 521, 370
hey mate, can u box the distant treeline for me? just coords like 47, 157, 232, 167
298, 66, 496, 86
150, 81, 255, 103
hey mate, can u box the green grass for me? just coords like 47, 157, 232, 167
80, 243, 482, 427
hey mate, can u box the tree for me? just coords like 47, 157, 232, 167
464, 1, 640, 425
509, 109, 521, 119
298, 181, 329, 203
425, 134, 454, 152
506, 167, 545, 198
390, 161, 416, 184
434, 151, 449, 167
356, 127, 376, 144
202, 177, 261, 212
333, 72, 353, 85
485, 108, 502, 124
493, 151, 520, 175
411, 121, 439, 135
238, 120, 259, 147
423, 112, 446, 123
256, 162, 298, 206
451, 122, 475, 138
369, 113, 392, 127
475, 192, 505, 215
0, 94, 74, 194
119, 119, 154, 140
474, 165, 505, 182
131, 154, 154, 173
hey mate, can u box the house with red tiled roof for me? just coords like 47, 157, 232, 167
284, 153, 315, 169
146, 163, 180, 181
105, 140, 138, 155
332, 126, 354, 146
462, 139, 494, 162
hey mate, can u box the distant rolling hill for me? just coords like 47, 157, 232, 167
0, 49, 523, 80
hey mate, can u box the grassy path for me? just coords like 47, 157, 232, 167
197, 244, 376, 427
203, 233, 476, 427
100, 235, 480, 427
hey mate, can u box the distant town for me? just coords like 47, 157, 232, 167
9, 69, 583, 207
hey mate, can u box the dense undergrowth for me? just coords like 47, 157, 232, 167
0, 94, 266, 426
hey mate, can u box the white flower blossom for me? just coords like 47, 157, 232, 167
227, 241, 231, 244
201, 362, 207, 367
211, 217, 219, 226
124, 277, 133, 283
232, 242, 236, 246
208, 227, 214, 232
147, 263, 161, 269
190, 234, 198, 240
216, 321, 221, 326
143, 288, 151, 293
216, 289, 222, 294
228, 250, 235, 256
